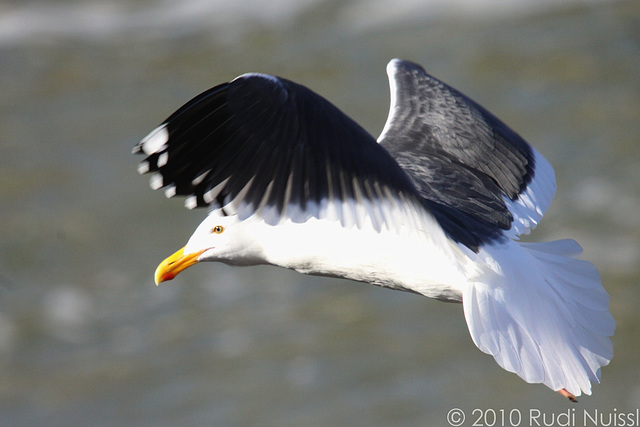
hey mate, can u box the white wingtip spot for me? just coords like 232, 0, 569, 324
203, 189, 215, 204
164, 185, 176, 198
157, 151, 169, 168
140, 125, 169, 155
191, 171, 209, 186
137, 160, 150, 175
185, 196, 197, 210
150, 173, 164, 190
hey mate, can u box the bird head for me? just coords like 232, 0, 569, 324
153, 212, 263, 285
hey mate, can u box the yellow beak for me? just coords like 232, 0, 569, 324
154, 246, 205, 285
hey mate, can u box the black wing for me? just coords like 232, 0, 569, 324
134, 62, 556, 251
133, 72, 430, 232
378, 59, 556, 249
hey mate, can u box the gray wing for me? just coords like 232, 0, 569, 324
378, 59, 556, 250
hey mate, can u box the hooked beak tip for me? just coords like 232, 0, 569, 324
153, 247, 203, 285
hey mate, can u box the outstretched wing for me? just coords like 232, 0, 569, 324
134, 61, 556, 252
133, 72, 434, 234
378, 59, 556, 249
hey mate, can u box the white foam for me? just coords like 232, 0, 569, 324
0, 0, 322, 46
340, 0, 614, 33
0, 0, 610, 46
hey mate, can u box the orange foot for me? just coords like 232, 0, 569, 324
558, 388, 578, 402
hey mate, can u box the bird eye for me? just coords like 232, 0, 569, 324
212, 225, 224, 234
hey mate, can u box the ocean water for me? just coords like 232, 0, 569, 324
1, 0, 639, 425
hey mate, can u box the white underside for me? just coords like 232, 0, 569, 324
261, 213, 615, 396
257, 214, 473, 301
193, 207, 614, 397
196, 206, 614, 397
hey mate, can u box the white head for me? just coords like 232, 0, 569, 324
154, 211, 266, 284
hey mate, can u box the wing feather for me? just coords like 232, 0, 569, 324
378, 59, 556, 248
134, 72, 429, 234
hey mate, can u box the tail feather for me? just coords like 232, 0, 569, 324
463, 239, 614, 396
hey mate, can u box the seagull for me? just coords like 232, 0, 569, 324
133, 59, 614, 401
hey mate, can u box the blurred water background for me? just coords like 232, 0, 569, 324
1, 0, 639, 425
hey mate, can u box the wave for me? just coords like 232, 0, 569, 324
0, 0, 613, 46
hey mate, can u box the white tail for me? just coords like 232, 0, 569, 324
463, 239, 614, 397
